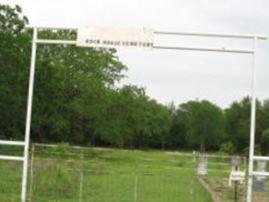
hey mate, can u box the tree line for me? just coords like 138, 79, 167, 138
1, 4, 269, 155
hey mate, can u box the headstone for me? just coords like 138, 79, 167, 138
253, 180, 265, 192
256, 160, 267, 181
231, 156, 241, 171
228, 156, 245, 187
197, 154, 207, 175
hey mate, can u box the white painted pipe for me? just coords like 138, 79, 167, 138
246, 36, 258, 202
0, 140, 25, 146
21, 28, 38, 202
0, 155, 24, 161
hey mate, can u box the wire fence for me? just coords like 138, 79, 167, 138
29, 159, 211, 202
0, 143, 268, 201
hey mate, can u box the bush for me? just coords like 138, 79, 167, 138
219, 142, 235, 155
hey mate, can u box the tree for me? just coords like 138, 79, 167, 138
142, 100, 172, 150
0, 4, 126, 145
93, 85, 149, 147
225, 97, 262, 153
0, 4, 30, 140
260, 99, 269, 135
179, 100, 225, 152
167, 105, 188, 149
260, 129, 269, 155
0, 4, 28, 32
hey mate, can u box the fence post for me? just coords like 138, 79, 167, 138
79, 148, 84, 202
134, 174, 138, 202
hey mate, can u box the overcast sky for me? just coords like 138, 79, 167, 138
3, 0, 269, 108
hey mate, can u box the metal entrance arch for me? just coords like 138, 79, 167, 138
2, 27, 266, 202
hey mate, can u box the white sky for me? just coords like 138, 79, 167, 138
3, 0, 269, 108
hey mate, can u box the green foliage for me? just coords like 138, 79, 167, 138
96, 86, 147, 147
219, 142, 235, 155
167, 102, 187, 149
261, 129, 269, 155
224, 97, 263, 153
31, 32, 126, 144
0, 4, 28, 32
0, 4, 30, 140
178, 100, 225, 152
93, 85, 172, 149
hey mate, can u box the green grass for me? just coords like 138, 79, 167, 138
0, 145, 254, 202
0, 161, 22, 201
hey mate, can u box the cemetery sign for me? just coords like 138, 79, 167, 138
76, 26, 154, 50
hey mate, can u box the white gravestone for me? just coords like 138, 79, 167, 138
229, 156, 245, 186
229, 171, 245, 186
256, 160, 267, 181
197, 155, 207, 175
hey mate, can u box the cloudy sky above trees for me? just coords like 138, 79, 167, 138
3, 0, 269, 107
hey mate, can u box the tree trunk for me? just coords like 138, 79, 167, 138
200, 140, 205, 153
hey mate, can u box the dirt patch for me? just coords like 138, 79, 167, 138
253, 192, 269, 202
